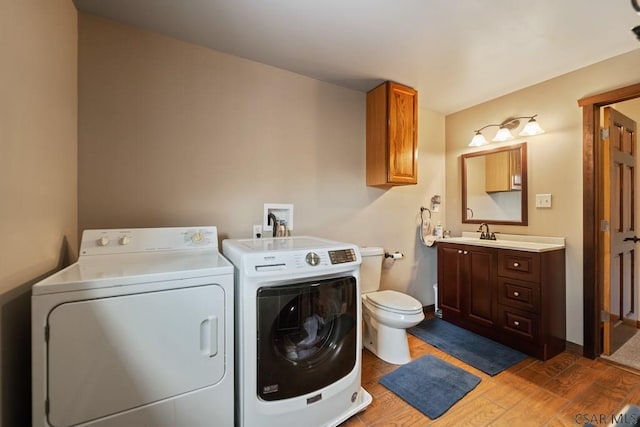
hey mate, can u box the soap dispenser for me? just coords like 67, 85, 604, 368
434, 222, 443, 238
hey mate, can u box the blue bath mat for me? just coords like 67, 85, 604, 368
408, 318, 527, 376
379, 354, 480, 419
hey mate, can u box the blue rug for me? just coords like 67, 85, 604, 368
408, 318, 527, 376
379, 354, 480, 419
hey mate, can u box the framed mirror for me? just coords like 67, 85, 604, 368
461, 142, 528, 225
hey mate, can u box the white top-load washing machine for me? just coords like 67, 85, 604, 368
32, 227, 234, 427
223, 236, 372, 427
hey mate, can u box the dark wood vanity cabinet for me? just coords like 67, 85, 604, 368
437, 242, 566, 360
437, 244, 497, 335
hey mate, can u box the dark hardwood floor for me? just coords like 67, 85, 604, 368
341, 329, 640, 426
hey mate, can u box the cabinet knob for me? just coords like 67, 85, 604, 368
463, 250, 468, 254
458, 250, 462, 254
513, 262, 520, 267
513, 291, 520, 297
513, 321, 520, 326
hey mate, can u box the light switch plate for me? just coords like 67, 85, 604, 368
536, 194, 552, 208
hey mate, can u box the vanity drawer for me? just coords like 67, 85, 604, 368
498, 306, 539, 342
498, 251, 540, 282
498, 278, 540, 313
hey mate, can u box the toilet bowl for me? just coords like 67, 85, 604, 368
359, 247, 425, 365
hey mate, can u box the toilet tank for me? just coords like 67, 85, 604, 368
359, 247, 384, 294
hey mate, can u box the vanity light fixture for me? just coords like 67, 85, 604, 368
468, 115, 544, 147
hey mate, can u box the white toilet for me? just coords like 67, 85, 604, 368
359, 247, 425, 365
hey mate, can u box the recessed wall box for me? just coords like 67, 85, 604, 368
263, 203, 294, 233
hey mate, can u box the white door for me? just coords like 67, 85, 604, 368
47, 285, 225, 427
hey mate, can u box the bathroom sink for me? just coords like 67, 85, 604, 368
441, 233, 565, 252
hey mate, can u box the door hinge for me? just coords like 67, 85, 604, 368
45, 398, 49, 415
601, 220, 610, 232
601, 310, 610, 321
601, 128, 610, 140
44, 324, 49, 342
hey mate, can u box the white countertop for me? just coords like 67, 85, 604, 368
439, 232, 565, 253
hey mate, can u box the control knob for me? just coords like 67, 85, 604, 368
97, 236, 109, 247
305, 252, 321, 266
119, 236, 131, 246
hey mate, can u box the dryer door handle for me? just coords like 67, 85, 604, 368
200, 315, 218, 357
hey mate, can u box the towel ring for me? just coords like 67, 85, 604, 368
420, 207, 432, 220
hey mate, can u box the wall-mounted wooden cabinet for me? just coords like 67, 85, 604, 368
485, 150, 522, 193
437, 242, 566, 360
366, 82, 418, 188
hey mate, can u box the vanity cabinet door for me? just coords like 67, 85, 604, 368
438, 245, 463, 316
465, 248, 497, 328
437, 243, 497, 331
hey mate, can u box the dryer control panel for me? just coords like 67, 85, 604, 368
80, 227, 219, 255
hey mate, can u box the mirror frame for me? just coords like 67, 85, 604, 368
461, 142, 528, 226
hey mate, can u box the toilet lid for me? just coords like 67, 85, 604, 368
365, 290, 423, 315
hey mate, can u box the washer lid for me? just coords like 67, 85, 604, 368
366, 290, 423, 314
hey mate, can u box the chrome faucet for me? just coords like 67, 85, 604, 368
478, 223, 492, 240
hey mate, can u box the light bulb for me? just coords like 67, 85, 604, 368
469, 132, 488, 147
492, 127, 514, 142
519, 118, 545, 136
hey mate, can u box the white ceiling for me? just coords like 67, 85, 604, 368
73, 0, 640, 114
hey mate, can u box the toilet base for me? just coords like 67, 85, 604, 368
362, 316, 412, 365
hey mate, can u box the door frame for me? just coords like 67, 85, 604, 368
579, 82, 640, 359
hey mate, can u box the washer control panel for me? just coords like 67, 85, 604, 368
328, 249, 356, 265
247, 247, 360, 276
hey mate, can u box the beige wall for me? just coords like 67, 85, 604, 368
0, 0, 78, 425
78, 14, 446, 304
445, 50, 640, 345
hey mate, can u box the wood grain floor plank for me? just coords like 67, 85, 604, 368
429, 396, 505, 427
488, 388, 568, 426
342, 327, 640, 426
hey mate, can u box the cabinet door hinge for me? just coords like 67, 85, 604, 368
601, 220, 610, 232
45, 398, 50, 415
44, 324, 49, 342
600, 310, 610, 321
600, 128, 610, 140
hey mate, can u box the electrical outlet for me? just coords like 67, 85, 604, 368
535, 194, 552, 208
252, 224, 262, 238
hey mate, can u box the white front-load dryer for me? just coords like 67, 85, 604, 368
32, 227, 234, 427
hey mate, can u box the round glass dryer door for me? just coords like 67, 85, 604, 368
256, 276, 357, 401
